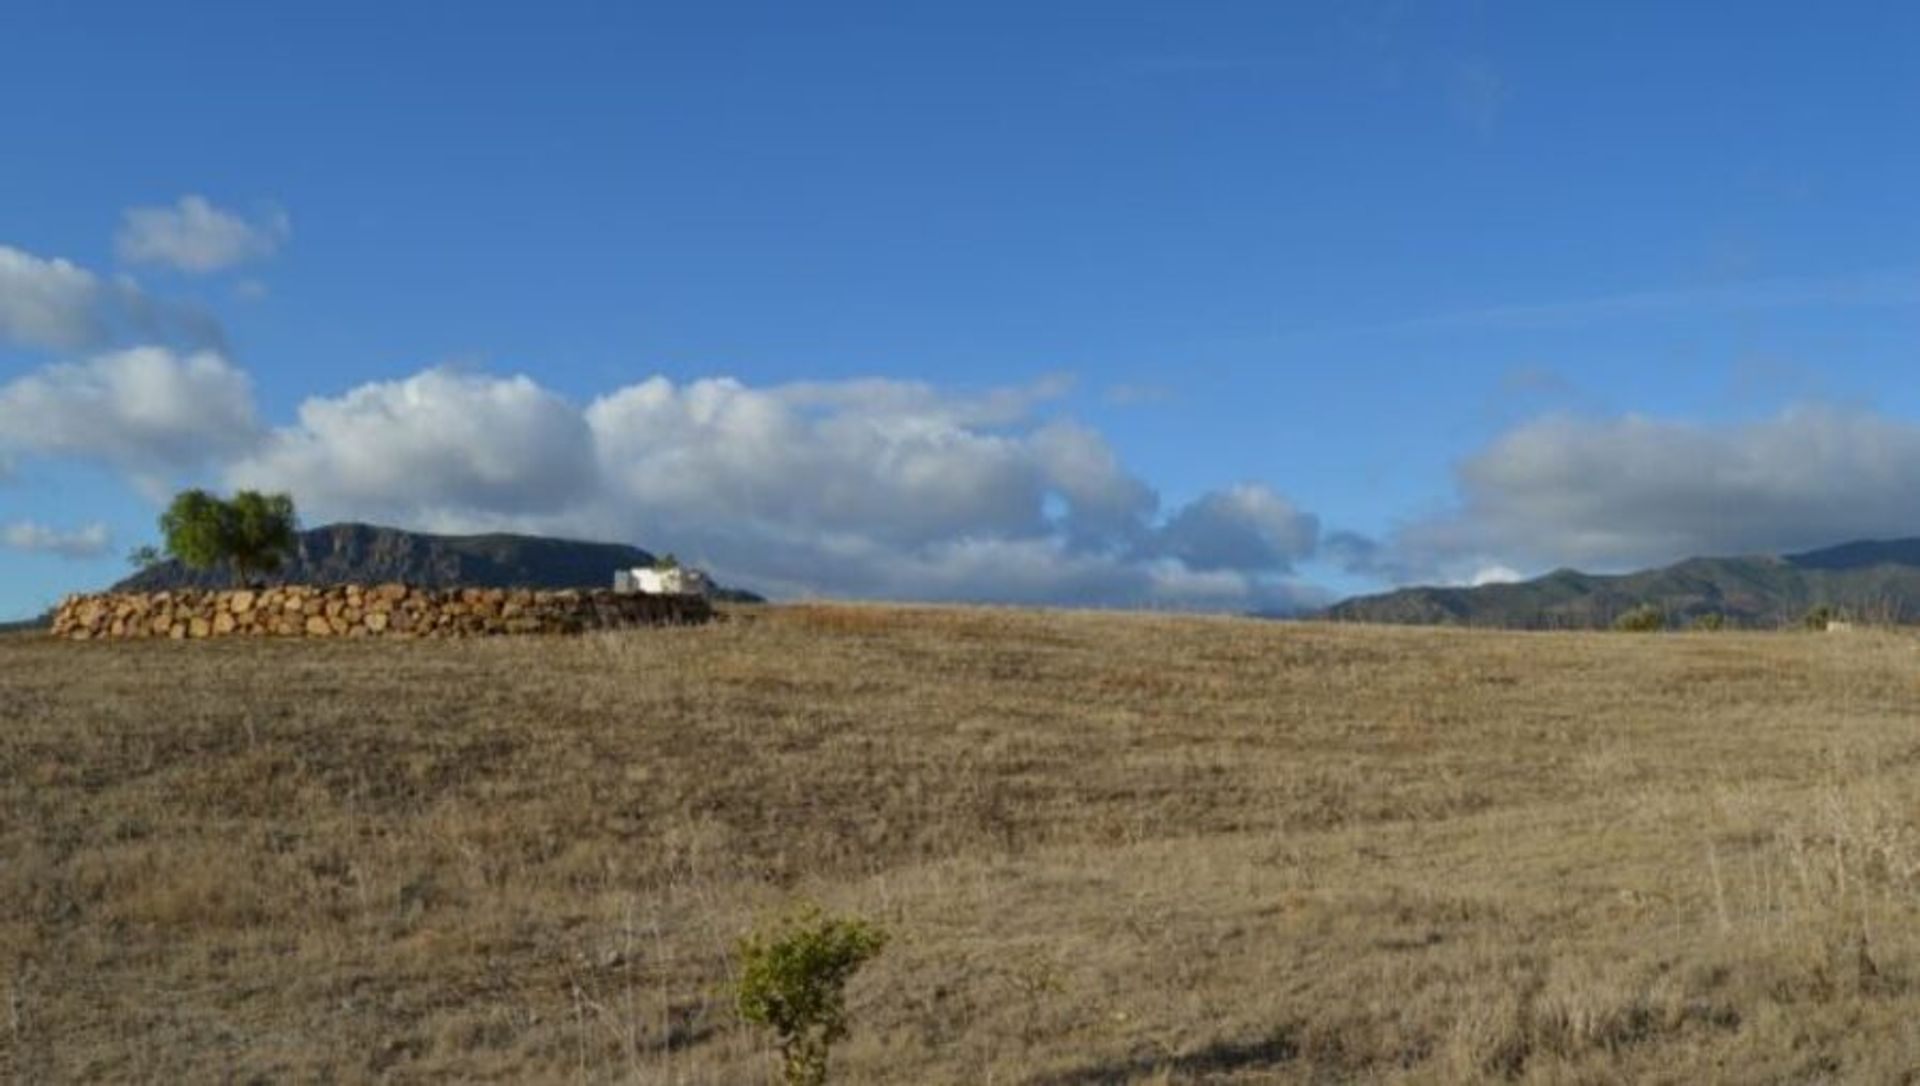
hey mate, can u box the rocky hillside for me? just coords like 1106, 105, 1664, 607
1324, 538, 1920, 629
115, 522, 762, 601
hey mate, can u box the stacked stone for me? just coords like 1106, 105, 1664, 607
50, 585, 711, 641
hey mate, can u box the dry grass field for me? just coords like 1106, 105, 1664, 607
5, 605, 1920, 1083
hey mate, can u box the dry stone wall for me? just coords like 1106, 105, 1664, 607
51, 584, 711, 640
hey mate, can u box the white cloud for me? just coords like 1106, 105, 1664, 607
229, 368, 599, 522
585, 376, 1059, 549
1029, 420, 1158, 542
1388, 405, 1920, 578
221, 368, 1328, 610
0, 347, 260, 489
1, 521, 110, 559
1155, 484, 1320, 573
116, 195, 290, 273
1469, 565, 1522, 586
0, 246, 100, 350
0, 244, 225, 351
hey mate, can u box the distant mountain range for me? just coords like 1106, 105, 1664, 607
114, 522, 763, 601
14, 524, 1919, 630
1323, 538, 1920, 629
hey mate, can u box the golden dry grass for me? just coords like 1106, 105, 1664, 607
5, 606, 1920, 1083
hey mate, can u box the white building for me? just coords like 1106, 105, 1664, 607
614, 566, 713, 597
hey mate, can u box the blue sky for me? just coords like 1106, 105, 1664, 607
5, 2, 1920, 618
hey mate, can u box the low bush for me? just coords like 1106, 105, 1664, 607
1612, 604, 1666, 633
736, 905, 888, 1086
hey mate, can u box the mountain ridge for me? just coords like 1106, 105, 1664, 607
1323, 538, 1920, 629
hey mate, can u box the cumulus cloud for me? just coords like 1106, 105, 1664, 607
221, 368, 1327, 610
229, 368, 599, 523
1385, 405, 1920, 578
1029, 420, 1159, 543
1, 521, 110, 559
1155, 484, 1319, 573
1321, 530, 1397, 579
0, 244, 225, 351
586, 376, 1057, 548
0, 347, 260, 488
0, 246, 99, 350
116, 195, 291, 273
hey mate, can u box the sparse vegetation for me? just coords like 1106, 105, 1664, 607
1691, 612, 1726, 631
6, 606, 1920, 1081
1803, 603, 1840, 630
1611, 602, 1665, 632
735, 905, 887, 1085
158, 489, 299, 586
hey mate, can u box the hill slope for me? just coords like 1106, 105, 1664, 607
7, 608, 1920, 1081
1325, 538, 1920, 628
115, 521, 761, 599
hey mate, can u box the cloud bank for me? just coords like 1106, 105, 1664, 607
0, 347, 1325, 608
231, 369, 596, 523
116, 195, 291, 273
13, 220, 1920, 605
12, 323, 1920, 604
0, 347, 260, 493
4, 226, 1344, 609
0, 245, 225, 352
1374, 406, 1920, 579
0, 520, 110, 559
15, 332, 1918, 606
221, 368, 1328, 609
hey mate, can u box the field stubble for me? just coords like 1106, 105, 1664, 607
4, 605, 1920, 1082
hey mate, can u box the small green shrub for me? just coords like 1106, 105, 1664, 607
735, 905, 888, 1086
1612, 604, 1665, 633
1690, 613, 1725, 632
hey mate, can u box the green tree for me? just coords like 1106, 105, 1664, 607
159, 489, 299, 586
735, 906, 888, 1086
224, 490, 299, 582
126, 544, 162, 570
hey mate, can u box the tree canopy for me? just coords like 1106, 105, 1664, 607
159, 489, 299, 585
